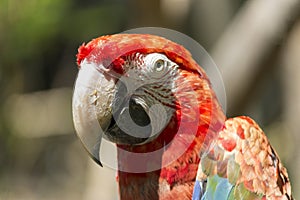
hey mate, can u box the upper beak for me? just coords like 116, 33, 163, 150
72, 61, 116, 166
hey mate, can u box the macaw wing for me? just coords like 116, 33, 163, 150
192, 116, 293, 200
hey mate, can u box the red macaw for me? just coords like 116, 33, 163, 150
72, 34, 293, 200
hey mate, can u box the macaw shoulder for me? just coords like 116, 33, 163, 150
194, 116, 293, 199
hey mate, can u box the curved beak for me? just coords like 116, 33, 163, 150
72, 61, 116, 166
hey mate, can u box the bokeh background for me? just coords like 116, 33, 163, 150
1, 0, 300, 199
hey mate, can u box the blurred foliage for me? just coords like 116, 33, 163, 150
0, 1, 126, 198
0, 0, 126, 93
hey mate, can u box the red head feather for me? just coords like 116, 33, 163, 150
77, 34, 205, 76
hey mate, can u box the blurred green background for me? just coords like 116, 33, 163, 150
1, 0, 299, 199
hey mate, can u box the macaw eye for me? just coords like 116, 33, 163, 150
154, 59, 165, 72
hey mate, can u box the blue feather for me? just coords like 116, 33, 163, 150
192, 175, 233, 200
192, 180, 203, 200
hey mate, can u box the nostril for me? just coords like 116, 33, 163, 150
129, 98, 151, 127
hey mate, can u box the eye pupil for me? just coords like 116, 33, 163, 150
155, 59, 165, 71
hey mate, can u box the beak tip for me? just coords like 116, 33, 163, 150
96, 159, 103, 167
89, 152, 103, 167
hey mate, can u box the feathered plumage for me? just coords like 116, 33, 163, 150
73, 34, 293, 200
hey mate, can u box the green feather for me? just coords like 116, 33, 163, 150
232, 183, 263, 200
201, 154, 217, 176
202, 175, 264, 200
227, 156, 240, 185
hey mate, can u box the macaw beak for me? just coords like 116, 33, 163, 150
72, 60, 116, 166
72, 60, 154, 166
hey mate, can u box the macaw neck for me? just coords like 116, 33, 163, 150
117, 169, 197, 200
116, 126, 221, 200
116, 114, 192, 200
116, 106, 225, 200
117, 170, 160, 200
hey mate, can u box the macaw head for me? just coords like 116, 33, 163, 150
72, 34, 224, 171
